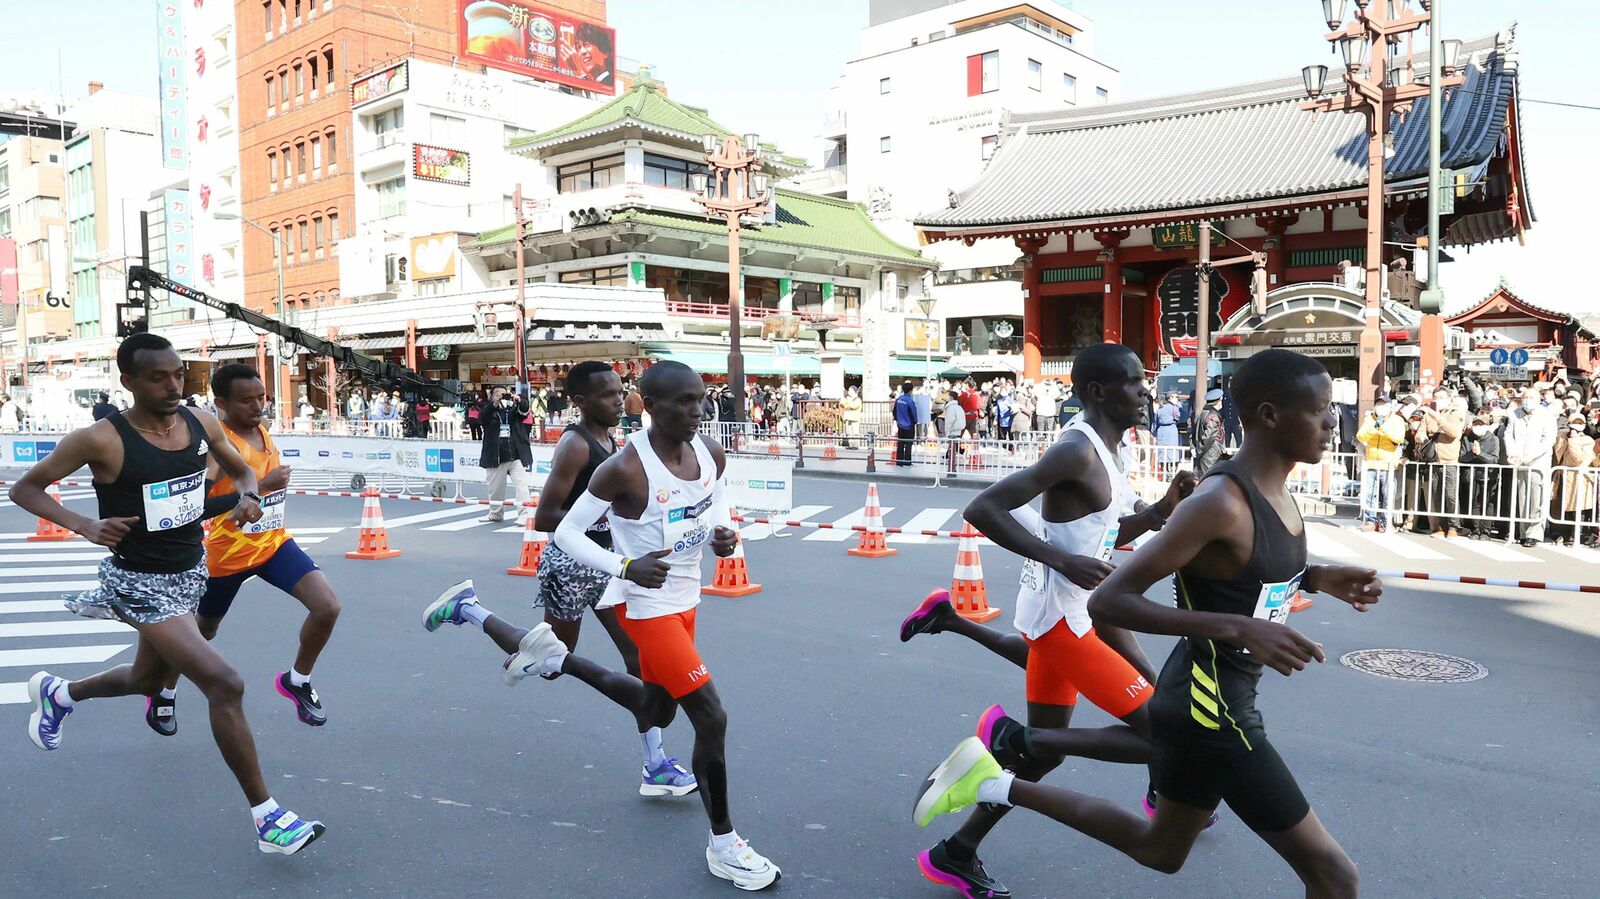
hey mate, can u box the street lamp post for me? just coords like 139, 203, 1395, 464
1300, 0, 1463, 416
691, 133, 771, 424
916, 295, 938, 391
216, 211, 288, 423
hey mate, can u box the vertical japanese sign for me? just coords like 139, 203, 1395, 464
157, 1, 188, 170
163, 189, 192, 285
0, 238, 17, 305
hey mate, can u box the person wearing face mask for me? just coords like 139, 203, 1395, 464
1355, 393, 1405, 532
1504, 387, 1557, 546
1417, 392, 1465, 537
1552, 412, 1596, 546
1460, 411, 1504, 539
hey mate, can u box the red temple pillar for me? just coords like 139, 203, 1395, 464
1094, 230, 1128, 345
1016, 237, 1044, 382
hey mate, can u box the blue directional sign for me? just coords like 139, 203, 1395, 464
1509, 348, 1530, 366
1489, 347, 1509, 366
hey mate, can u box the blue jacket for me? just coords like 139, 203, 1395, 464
1153, 404, 1182, 446
894, 394, 917, 430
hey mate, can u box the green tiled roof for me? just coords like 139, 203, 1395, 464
471, 189, 929, 266
511, 79, 734, 150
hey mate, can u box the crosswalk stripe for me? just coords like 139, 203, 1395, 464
1306, 525, 1359, 559
0, 601, 71, 615
805, 507, 894, 542
1544, 544, 1600, 563
742, 505, 831, 542
0, 489, 95, 509
0, 643, 133, 669
0, 581, 98, 595
425, 515, 509, 532
294, 536, 328, 545
0, 565, 100, 578
1442, 536, 1539, 563
294, 527, 346, 535
0, 552, 107, 563
381, 506, 486, 529
1345, 529, 1450, 560
0, 620, 132, 639
0, 682, 29, 704
888, 508, 959, 545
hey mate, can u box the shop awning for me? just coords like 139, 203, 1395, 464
648, 348, 822, 376
870, 355, 965, 379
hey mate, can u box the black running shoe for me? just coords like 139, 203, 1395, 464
901, 589, 957, 642
916, 840, 1011, 898
274, 672, 326, 726
976, 704, 1028, 769
145, 693, 177, 737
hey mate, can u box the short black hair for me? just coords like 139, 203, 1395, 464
565, 360, 615, 399
97, 392, 109, 402
116, 333, 175, 376
900, 382, 913, 393
210, 363, 263, 401
640, 360, 698, 400
1230, 349, 1328, 427
1070, 343, 1138, 398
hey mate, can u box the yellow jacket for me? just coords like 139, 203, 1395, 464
1356, 412, 1406, 470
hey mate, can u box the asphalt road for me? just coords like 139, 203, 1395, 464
1, 475, 1597, 897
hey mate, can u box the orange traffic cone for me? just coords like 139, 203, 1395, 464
822, 445, 839, 461
1289, 591, 1313, 613
768, 441, 781, 457
704, 507, 762, 597
27, 482, 76, 542
847, 482, 897, 558
344, 487, 401, 560
950, 520, 1000, 623
507, 502, 547, 577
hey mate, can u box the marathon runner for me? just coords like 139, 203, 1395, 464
14, 333, 324, 855
422, 360, 695, 797
429, 361, 779, 891
146, 363, 341, 735
900, 343, 1201, 898
914, 349, 1378, 897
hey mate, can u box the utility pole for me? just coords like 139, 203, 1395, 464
1420, 0, 1445, 314
514, 182, 527, 399
1194, 221, 1212, 425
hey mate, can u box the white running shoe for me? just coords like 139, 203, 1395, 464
706, 836, 781, 891
502, 622, 567, 686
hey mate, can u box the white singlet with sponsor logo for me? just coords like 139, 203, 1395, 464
143, 470, 206, 532
1013, 418, 1137, 640
607, 428, 718, 620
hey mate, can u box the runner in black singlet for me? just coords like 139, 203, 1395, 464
914, 349, 1382, 897
13, 333, 325, 855
422, 361, 696, 798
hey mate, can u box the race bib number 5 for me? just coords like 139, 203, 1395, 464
144, 471, 205, 532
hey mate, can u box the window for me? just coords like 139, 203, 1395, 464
1028, 58, 1042, 91
0, 163, 7, 192
556, 154, 623, 193
328, 210, 340, 245
265, 74, 275, 112
0, 209, 10, 238
559, 266, 629, 287
967, 51, 999, 96
308, 55, 318, 94
293, 0, 302, 24
416, 278, 453, 298
879, 135, 891, 153
324, 48, 335, 88
1062, 73, 1077, 103
263, 0, 273, 34
430, 113, 467, 145
313, 214, 324, 256
295, 141, 306, 181
643, 153, 701, 190
281, 144, 293, 184
297, 219, 309, 259
293, 63, 304, 101
267, 150, 278, 189
980, 134, 998, 161
310, 137, 321, 176
269, 226, 281, 264
504, 124, 536, 145
279, 67, 289, 107
371, 107, 403, 147
375, 178, 405, 218
879, 77, 891, 94
1096, 87, 1109, 104
928, 30, 945, 41
325, 127, 337, 168
835, 285, 861, 319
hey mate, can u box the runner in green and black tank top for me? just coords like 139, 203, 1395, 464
911, 350, 1383, 897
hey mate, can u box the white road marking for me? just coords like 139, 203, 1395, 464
888, 508, 958, 545
0, 600, 73, 615
0, 581, 98, 595
0, 643, 134, 670
379, 506, 486, 529
1345, 528, 1450, 560
1442, 536, 1539, 563
1306, 525, 1359, 559
742, 505, 831, 542
0, 566, 100, 578
806, 507, 895, 542
0, 619, 132, 639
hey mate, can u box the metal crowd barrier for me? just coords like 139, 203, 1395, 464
1382, 461, 1546, 538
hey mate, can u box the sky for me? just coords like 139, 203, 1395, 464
3, 0, 1594, 315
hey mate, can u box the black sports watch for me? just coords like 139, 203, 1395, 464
242, 490, 262, 503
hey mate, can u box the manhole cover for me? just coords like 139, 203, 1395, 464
1339, 649, 1488, 683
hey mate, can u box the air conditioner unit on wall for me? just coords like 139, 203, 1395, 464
384, 254, 408, 284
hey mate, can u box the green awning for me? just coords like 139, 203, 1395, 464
648, 349, 821, 376
845, 355, 958, 378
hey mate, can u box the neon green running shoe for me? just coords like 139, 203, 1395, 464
914, 736, 1003, 828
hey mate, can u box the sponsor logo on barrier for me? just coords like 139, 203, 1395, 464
766, 480, 786, 490
318, 450, 331, 458
366, 453, 378, 460
425, 449, 456, 474
342, 451, 355, 459
378, 452, 393, 461
10, 441, 56, 463
282, 449, 301, 458
535, 460, 553, 475
400, 451, 419, 469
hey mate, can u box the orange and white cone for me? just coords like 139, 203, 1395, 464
950, 520, 1000, 623
507, 501, 547, 577
704, 507, 762, 597
1289, 591, 1313, 613
847, 482, 897, 558
822, 444, 839, 461
344, 487, 401, 560
27, 482, 76, 542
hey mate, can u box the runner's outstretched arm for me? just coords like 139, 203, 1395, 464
1087, 478, 1324, 677
7, 428, 108, 536
553, 457, 670, 588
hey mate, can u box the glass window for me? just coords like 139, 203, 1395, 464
643, 153, 701, 190
1028, 59, 1041, 91
295, 141, 306, 179
308, 55, 318, 92
1062, 73, 1077, 103
504, 124, 536, 145
0, 209, 10, 238
0, 163, 8, 192
328, 211, 339, 241
559, 266, 629, 287
375, 178, 405, 218
981, 51, 999, 93
555, 154, 624, 193
267, 150, 278, 187
313, 214, 324, 254
269, 226, 281, 263
281, 145, 292, 183
928, 30, 944, 41
879, 77, 891, 94
835, 285, 861, 318
793, 283, 822, 315
263, 0, 273, 33
880, 135, 891, 153
324, 48, 335, 87
265, 75, 275, 110
325, 128, 337, 167
297, 220, 308, 254
1096, 87, 1109, 103
980, 134, 998, 161
311, 137, 321, 175
430, 112, 467, 145
371, 108, 403, 147
294, 63, 304, 99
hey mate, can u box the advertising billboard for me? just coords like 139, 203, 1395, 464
351, 61, 409, 107
0, 238, 17, 305
410, 233, 459, 281
156, 1, 188, 169
457, 1, 616, 96
413, 144, 470, 185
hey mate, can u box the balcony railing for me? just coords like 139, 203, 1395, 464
665, 301, 860, 328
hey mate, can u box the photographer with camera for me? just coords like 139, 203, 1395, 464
479, 387, 533, 524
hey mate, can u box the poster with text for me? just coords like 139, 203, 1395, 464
457, 1, 615, 95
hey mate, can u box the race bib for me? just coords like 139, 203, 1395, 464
242, 489, 287, 535
1020, 556, 1045, 593
1251, 569, 1307, 627
143, 471, 205, 532
665, 494, 713, 554
1096, 524, 1119, 563
500, 424, 512, 439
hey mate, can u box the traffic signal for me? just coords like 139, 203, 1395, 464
116, 302, 148, 337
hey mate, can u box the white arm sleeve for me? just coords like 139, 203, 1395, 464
554, 490, 627, 578
712, 478, 734, 530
